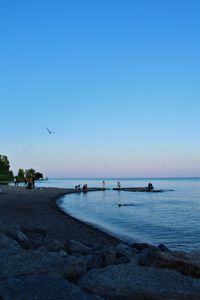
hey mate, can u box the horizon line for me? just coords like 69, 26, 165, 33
45, 176, 200, 180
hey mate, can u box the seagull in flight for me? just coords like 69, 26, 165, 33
46, 128, 56, 134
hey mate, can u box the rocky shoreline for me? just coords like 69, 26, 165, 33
0, 185, 199, 299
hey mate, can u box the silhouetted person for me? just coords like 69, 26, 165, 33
83, 184, 88, 192
14, 179, 19, 186
32, 178, 35, 188
147, 182, 154, 191
27, 180, 32, 189
103, 181, 105, 189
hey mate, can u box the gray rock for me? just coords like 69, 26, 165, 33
46, 239, 63, 252
132, 242, 155, 251
140, 247, 200, 278
37, 246, 49, 252
158, 243, 171, 252
0, 233, 22, 253
58, 250, 68, 256
0, 248, 90, 283
63, 239, 93, 255
62, 256, 88, 281
0, 250, 75, 280
0, 224, 21, 238
101, 246, 116, 267
0, 224, 30, 249
22, 224, 48, 240
86, 246, 118, 269
115, 242, 137, 263
11, 230, 30, 249
86, 253, 103, 270
0, 274, 103, 300
78, 262, 200, 299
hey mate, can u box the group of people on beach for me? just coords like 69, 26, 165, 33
75, 184, 81, 190
26, 178, 35, 189
14, 178, 35, 189
75, 184, 88, 191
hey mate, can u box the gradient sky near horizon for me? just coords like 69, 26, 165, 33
0, 0, 199, 178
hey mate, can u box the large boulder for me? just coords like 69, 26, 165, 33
139, 246, 200, 278
21, 224, 48, 240
132, 242, 156, 252
78, 262, 200, 299
0, 250, 70, 280
0, 274, 103, 300
115, 242, 137, 264
0, 233, 22, 253
0, 224, 21, 238
11, 230, 30, 249
101, 246, 116, 267
46, 239, 63, 252
63, 239, 93, 255
0, 249, 90, 282
85, 253, 103, 270
0, 224, 30, 249
62, 256, 88, 282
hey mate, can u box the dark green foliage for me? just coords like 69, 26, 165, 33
35, 172, 43, 180
0, 154, 44, 182
25, 169, 43, 180
0, 155, 14, 181
17, 169, 25, 181
25, 168, 35, 179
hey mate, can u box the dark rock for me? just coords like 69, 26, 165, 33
46, 239, 63, 252
22, 224, 48, 239
78, 262, 200, 299
139, 248, 200, 278
11, 230, 30, 249
63, 239, 93, 255
158, 244, 171, 252
37, 246, 49, 252
86, 246, 118, 268
86, 254, 103, 270
0, 250, 71, 280
132, 242, 155, 251
116, 242, 137, 258
0, 224, 21, 238
114, 256, 130, 265
0, 233, 22, 253
0, 274, 103, 300
62, 256, 88, 281
101, 246, 116, 267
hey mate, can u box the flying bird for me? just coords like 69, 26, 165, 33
46, 128, 56, 134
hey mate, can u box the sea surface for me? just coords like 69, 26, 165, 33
36, 178, 200, 252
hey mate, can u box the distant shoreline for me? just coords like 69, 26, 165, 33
37, 176, 200, 179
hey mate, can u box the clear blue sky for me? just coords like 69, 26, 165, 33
0, 0, 199, 178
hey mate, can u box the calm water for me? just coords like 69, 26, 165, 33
37, 178, 200, 252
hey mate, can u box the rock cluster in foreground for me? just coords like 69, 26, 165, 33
0, 221, 200, 299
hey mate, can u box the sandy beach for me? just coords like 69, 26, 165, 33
0, 185, 119, 247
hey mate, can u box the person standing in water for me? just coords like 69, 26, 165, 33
117, 181, 121, 189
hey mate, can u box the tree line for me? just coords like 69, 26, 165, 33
0, 154, 43, 182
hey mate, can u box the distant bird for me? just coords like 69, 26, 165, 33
46, 128, 56, 134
